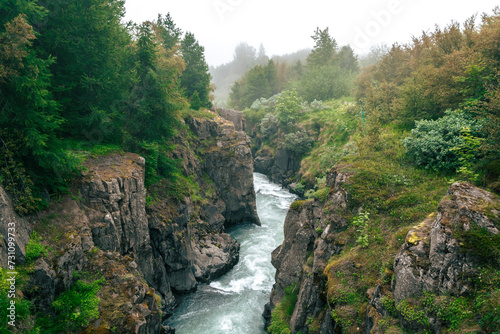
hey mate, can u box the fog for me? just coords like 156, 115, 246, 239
124, 0, 499, 67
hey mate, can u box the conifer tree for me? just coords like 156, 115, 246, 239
180, 32, 212, 109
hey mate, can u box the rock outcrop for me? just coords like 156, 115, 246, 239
362, 183, 500, 333
394, 183, 498, 294
254, 146, 301, 189
187, 115, 260, 226
264, 166, 352, 333
265, 168, 500, 334
217, 108, 246, 132
2, 112, 260, 333
393, 183, 499, 301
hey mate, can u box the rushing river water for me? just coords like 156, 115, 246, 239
165, 173, 297, 333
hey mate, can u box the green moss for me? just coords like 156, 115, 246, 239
290, 199, 311, 211
455, 224, 500, 267
396, 299, 429, 327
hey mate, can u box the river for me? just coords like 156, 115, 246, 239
165, 173, 296, 333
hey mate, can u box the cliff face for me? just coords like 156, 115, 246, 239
254, 146, 302, 190
2, 113, 259, 333
264, 167, 352, 333
265, 168, 500, 334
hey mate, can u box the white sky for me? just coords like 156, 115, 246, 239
123, 0, 499, 67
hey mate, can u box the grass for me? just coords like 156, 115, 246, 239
268, 283, 299, 334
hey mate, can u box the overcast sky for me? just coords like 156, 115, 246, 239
123, 0, 499, 67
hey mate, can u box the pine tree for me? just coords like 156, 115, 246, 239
127, 21, 186, 143
307, 27, 338, 68
190, 91, 201, 110
180, 32, 212, 109
38, 0, 134, 141
0, 0, 78, 212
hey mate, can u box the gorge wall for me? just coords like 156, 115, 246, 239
0, 113, 259, 333
264, 165, 500, 334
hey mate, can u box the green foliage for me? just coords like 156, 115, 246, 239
230, 60, 279, 109
275, 89, 304, 127
0, 291, 35, 334
39, 0, 134, 140
260, 113, 279, 137
0, 132, 43, 215
290, 200, 310, 211
25, 232, 47, 264
47, 277, 105, 333
282, 130, 314, 156
0, 3, 80, 209
455, 224, 500, 267
297, 65, 354, 102
134, 141, 179, 187
352, 211, 370, 248
268, 283, 299, 334
190, 91, 201, 110
450, 127, 484, 183
422, 293, 470, 330
307, 27, 337, 68
380, 296, 398, 317
395, 300, 429, 327
402, 110, 481, 173
181, 32, 212, 109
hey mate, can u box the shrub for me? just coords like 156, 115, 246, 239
352, 211, 370, 248
402, 110, 482, 172
260, 113, 279, 137
25, 231, 47, 264
49, 277, 105, 333
282, 130, 314, 156
268, 283, 299, 334
310, 99, 327, 110
276, 90, 304, 127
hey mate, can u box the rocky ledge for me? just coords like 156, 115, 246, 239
0, 112, 260, 333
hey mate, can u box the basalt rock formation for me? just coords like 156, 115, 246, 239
0, 113, 260, 333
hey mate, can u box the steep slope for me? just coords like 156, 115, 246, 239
265, 166, 500, 333
1, 112, 259, 333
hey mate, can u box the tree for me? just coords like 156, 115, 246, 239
180, 32, 212, 109
337, 45, 360, 74
155, 13, 182, 50
0, 0, 78, 212
276, 89, 303, 126
306, 27, 337, 67
126, 21, 186, 143
38, 0, 134, 141
191, 91, 201, 110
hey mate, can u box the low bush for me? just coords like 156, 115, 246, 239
402, 110, 482, 173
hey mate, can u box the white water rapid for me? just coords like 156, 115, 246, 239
165, 173, 296, 333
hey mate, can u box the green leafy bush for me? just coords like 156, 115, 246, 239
282, 130, 314, 156
260, 113, 279, 137
352, 211, 370, 248
276, 90, 304, 127
402, 110, 482, 172
47, 278, 105, 333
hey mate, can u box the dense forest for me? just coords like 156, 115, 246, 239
0, 0, 214, 216
1, 0, 500, 332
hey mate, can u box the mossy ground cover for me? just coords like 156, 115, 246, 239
275, 98, 500, 332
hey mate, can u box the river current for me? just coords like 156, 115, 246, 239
165, 173, 296, 333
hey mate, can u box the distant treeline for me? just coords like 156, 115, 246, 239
209, 43, 310, 107
227, 28, 361, 110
